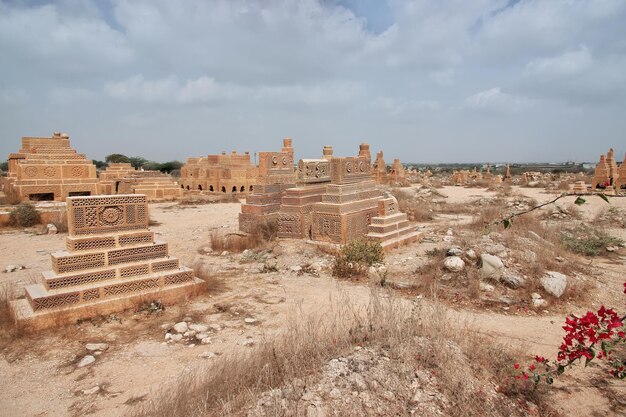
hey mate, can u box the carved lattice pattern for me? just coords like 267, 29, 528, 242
103, 278, 160, 297
33, 293, 80, 310
48, 269, 116, 289
107, 244, 167, 265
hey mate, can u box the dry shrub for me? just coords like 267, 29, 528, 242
192, 261, 227, 293
179, 194, 239, 206
210, 221, 277, 253
51, 210, 68, 233
560, 225, 623, 256
414, 246, 448, 296
435, 201, 474, 215
557, 181, 571, 191
393, 192, 435, 222
131, 292, 555, 417
332, 239, 384, 279
0, 282, 18, 336
468, 205, 507, 232
8, 203, 40, 227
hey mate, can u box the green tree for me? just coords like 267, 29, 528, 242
158, 161, 183, 173
0, 161, 8, 172
92, 160, 108, 169
128, 156, 148, 169
105, 153, 130, 164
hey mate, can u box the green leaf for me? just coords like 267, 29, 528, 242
546, 376, 554, 384
601, 341, 611, 354
598, 193, 610, 203
557, 365, 565, 375
574, 196, 586, 206
503, 219, 512, 229
584, 349, 596, 367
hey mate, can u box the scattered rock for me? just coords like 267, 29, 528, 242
199, 351, 216, 359
480, 295, 514, 305
195, 332, 209, 340
160, 322, 174, 331
606, 246, 619, 252
189, 324, 209, 333
82, 386, 100, 395
221, 251, 229, 256
201, 337, 212, 344
484, 243, 507, 257
244, 317, 258, 325
290, 265, 302, 273
183, 330, 197, 338
367, 264, 388, 281
479, 282, 495, 292
465, 249, 477, 259
521, 250, 537, 263
77, 355, 96, 368
5, 265, 17, 273
480, 254, 504, 279
540, 271, 567, 298
243, 340, 255, 347
170, 334, 183, 342
500, 273, 526, 289
443, 256, 465, 272
85, 343, 109, 352
46, 223, 58, 234
532, 297, 548, 308
173, 322, 188, 333
446, 247, 463, 257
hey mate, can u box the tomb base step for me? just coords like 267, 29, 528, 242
367, 230, 423, 251
26, 267, 196, 311
42, 256, 181, 290
10, 277, 205, 332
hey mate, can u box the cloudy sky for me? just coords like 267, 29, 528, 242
1, 0, 625, 163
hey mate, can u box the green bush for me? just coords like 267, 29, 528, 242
332, 239, 384, 278
560, 225, 623, 256
8, 203, 40, 227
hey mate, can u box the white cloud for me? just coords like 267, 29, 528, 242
49, 87, 95, 104
1, 0, 625, 162
105, 75, 359, 106
464, 88, 532, 112
371, 96, 440, 116
524, 45, 593, 78
0, 89, 31, 105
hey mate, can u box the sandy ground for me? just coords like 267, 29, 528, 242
0, 186, 625, 416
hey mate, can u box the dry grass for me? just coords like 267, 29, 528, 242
393, 192, 435, 222
0, 282, 19, 338
192, 261, 228, 294
210, 221, 278, 253
130, 292, 556, 417
50, 209, 69, 233
178, 194, 240, 206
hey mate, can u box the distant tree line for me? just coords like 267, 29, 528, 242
97, 154, 183, 174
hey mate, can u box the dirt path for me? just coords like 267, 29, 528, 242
1, 187, 624, 416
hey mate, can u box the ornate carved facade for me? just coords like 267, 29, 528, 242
10, 194, 204, 331
99, 163, 182, 201
273, 145, 421, 248
238, 139, 296, 232
3, 132, 99, 202
180, 150, 258, 195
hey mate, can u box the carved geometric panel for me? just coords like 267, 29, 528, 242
68, 195, 149, 236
